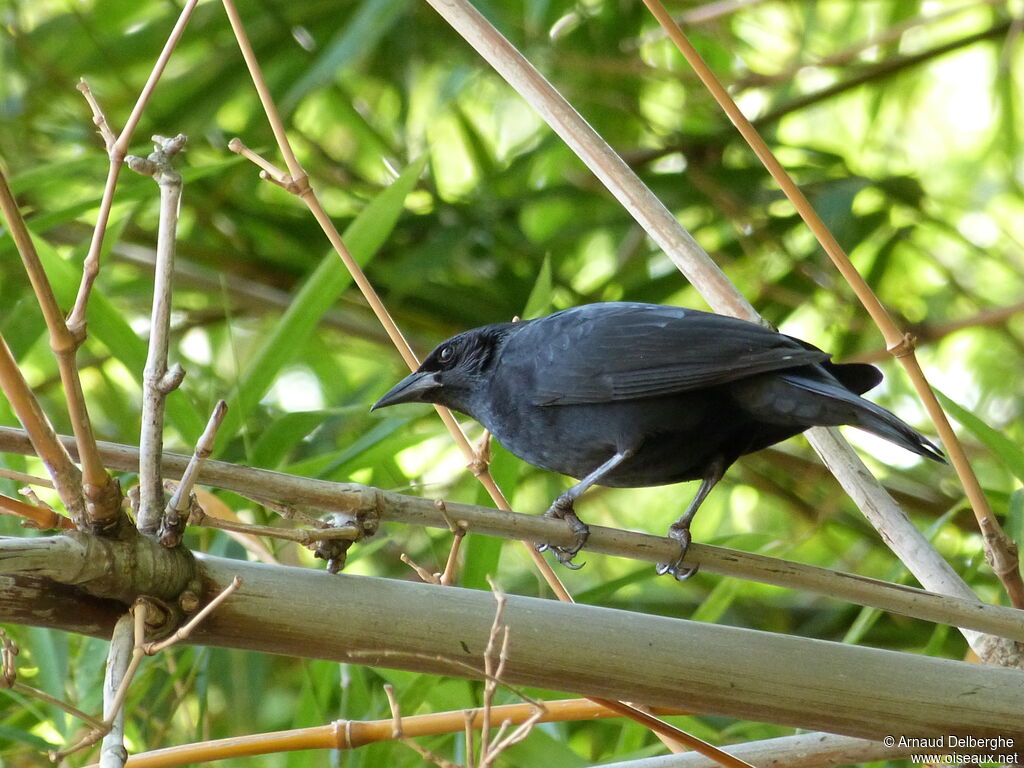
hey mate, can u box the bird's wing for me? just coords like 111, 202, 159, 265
511, 303, 829, 405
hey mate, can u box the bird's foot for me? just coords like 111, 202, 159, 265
535, 496, 589, 570
655, 523, 699, 581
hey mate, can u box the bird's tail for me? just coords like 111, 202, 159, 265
781, 373, 946, 463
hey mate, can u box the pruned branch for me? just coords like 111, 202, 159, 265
126, 133, 188, 536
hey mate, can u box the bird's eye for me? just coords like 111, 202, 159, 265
438, 345, 454, 364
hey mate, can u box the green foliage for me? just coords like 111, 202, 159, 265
1, 1, 1022, 766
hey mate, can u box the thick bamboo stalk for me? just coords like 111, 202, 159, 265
2, 430, 1022, 644
184, 555, 1024, 743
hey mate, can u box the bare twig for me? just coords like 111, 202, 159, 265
400, 501, 467, 585
639, 0, 1024, 609
186, 502, 361, 547
849, 300, 1024, 363
160, 400, 228, 547
52, 610, 140, 764
438, 501, 467, 587
0, 172, 93, 526
70, 1, 201, 331
0, 492, 74, 530
0, 468, 52, 487
143, 576, 241, 654
476, 580, 545, 766
382, 583, 545, 768
77, 79, 117, 152
127, 134, 188, 535
385, 684, 461, 768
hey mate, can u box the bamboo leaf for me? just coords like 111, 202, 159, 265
216, 157, 426, 453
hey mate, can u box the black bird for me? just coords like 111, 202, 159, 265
373, 302, 944, 578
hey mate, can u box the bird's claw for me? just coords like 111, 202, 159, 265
656, 524, 699, 581
535, 497, 589, 570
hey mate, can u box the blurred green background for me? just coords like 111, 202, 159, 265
1, 1, 1023, 765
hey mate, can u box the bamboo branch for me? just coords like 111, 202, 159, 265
126, 134, 188, 535
595, 732, 903, 768
84, 699, 684, 767
70, 0, 202, 332
160, 400, 227, 546
731, 0, 1004, 92
0, 169, 108, 527
1, 433, 1022, 646
7, 553, 1022, 747
849, 300, 1024, 363
97, 611, 138, 768
0, 330, 86, 525
753, 20, 1013, 129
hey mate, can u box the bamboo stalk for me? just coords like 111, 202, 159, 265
1, 430, 1021, 644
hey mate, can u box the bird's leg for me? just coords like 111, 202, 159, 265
656, 456, 727, 581
536, 448, 634, 569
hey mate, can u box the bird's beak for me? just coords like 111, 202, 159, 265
371, 370, 442, 411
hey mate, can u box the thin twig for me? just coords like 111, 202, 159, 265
70, 1, 202, 331
128, 134, 188, 535
731, 0, 1004, 91
438, 501, 467, 587
384, 683, 461, 768
849, 300, 1024, 363
399, 501, 467, 585
52, 610, 140, 763
77, 79, 117, 152
0, 492, 74, 530
0, 172, 92, 526
640, 0, 1024, 609
0, 468, 53, 487
187, 503, 361, 547
160, 400, 228, 546
143, 576, 242, 654
51, 579, 241, 762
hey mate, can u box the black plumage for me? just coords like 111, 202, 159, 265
373, 302, 944, 578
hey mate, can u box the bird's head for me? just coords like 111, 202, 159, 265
371, 324, 512, 418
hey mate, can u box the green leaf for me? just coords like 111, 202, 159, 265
521, 253, 553, 320
281, 0, 410, 115
216, 157, 426, 454
0, 723, 58, 751
1009, 488, 1024, 549
249, 408, 351, 469
935, 389, 1024, 483
690, 576, 742, 624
